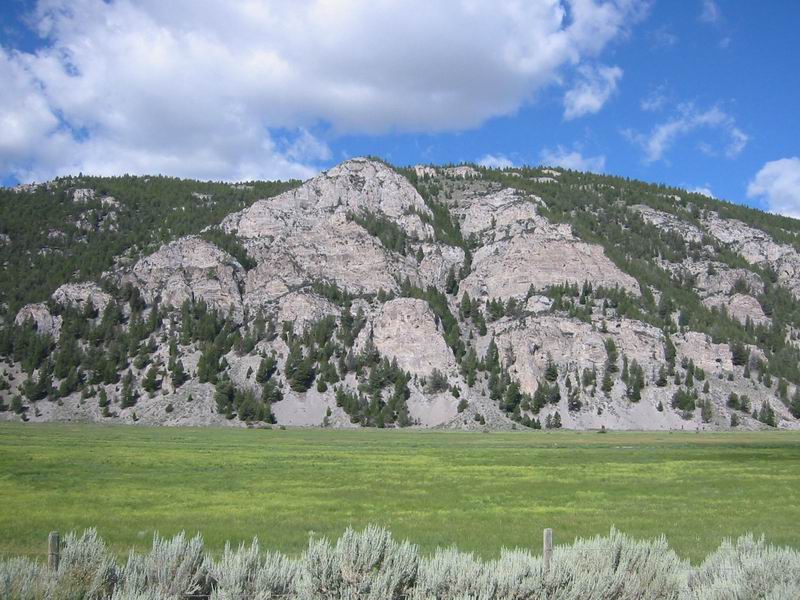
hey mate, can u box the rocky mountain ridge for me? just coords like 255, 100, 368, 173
2, 158, 800, 430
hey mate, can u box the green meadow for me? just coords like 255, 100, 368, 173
0, 423, 798, 563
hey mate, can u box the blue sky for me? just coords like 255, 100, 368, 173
1, 1, 799, 216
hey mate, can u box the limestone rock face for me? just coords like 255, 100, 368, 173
370, 298, 456, 377
632, 205, 705, 243
443, 166, 480, 179
277, 292, 339, 335
128, 236, 244, 316
461, 232, 639, 301
52, 283, 112, 315
455, 187, 638, 300
224, 157, 433, 240
458, 188, 544, 242
703, 214, 800, 298
71, 188, 95, 203
703, 293, 770, 326
417, 243, 465, 290
489, 314, 664, 397
240, 215, 411, 300
14, 303, 62, 337
7, 157, 800, 432
413, 165, 438, 179
215, 158, 464, 304
676, 331, 733, 375
690, 263, 764, 298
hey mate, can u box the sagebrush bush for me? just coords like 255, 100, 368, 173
1, 526, 798, 599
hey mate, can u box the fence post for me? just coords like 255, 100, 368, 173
48, 531, 60, 571
543, 528, 553, 574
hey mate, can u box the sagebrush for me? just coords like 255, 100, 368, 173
1, 526, 798, 599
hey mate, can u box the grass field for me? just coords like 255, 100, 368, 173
0, 424, 798, 563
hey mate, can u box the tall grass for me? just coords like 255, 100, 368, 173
2, 526, 798, 599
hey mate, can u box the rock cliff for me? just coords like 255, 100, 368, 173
3, 158, 800, 431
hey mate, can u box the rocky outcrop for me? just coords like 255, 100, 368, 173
458, 188, 544, 242
5, 157, 800, 432
690, 263, 764, 298
703, 293, 770, 326
461, 231, 639, 301
703, 213, 800, 298
443, 166, 480, 179
71, 188, 96, 203
224, 158, 433, 240
413, 165, 438, 179
127, 236, 244, 316
675, 331, 733, 375
52, 283, 112, 315
214, 158, 467, 303
369, 298, 456, 377
276, 291, 339, 335
489, 314, 664, 397
632, 205, 705, 244
14, 303, 62, 337
453, 187, 639, 300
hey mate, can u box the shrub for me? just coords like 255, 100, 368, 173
425, 369, 449, 394
1, 527, 799, 599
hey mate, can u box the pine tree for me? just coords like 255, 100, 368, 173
791, 387, 800, 419
214, 379, 235, 418
142, 365, 160, 394
601, 369, 613, 394
604, 338, 618, 373
445, 266, 457, 295
701, 398, 713, 423
256, 354, 277, 384
11, 395, 24, 414
758, 401, 776, 427
171, 359, 187, 388
262, 379, 283, 404
459, 292, 472, 319
120, 370, 137, 408
544, 355, 558, 382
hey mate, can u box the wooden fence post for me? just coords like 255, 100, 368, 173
543, 528, 553, 574
48, 531, 60, 571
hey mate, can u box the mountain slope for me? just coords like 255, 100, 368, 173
2, 158, 799, 430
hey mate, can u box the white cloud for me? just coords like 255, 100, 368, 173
690, 186, 714, 198
699, 0, 721, 24
624, 103, 748, 163
477, 154, 514, 169
0, 0, 645, 182
747, 157, 800, 219
640, 85, 668, 112
563, 64, 623, 120
649, 26, 678, 48
539, 146, 606, 173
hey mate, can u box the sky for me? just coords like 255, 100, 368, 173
1, 0, 799, 217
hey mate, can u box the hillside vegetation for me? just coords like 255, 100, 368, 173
2, 159, 800, 430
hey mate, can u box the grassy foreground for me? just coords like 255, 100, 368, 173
0, 424, 798, 562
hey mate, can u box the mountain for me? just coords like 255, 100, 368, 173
2, 158, 800, 430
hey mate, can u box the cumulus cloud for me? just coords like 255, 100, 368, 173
699, 0, 721, 24
689, 186, 714, 198
640, 85, 668, 112
747, 157, 800, 219
624, 103, 748, 163
0, 0, 644, 182
563, 64, 623, 120
477, 154, 514, 169
539, 146, 606, 173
